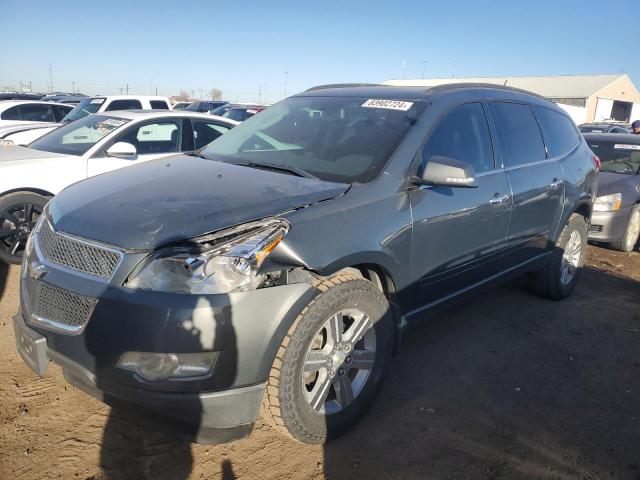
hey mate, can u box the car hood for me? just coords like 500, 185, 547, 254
0, 122, 60, 136
49, 155, 349, 250
597, 171, 640, 200
0, 144, 70, 164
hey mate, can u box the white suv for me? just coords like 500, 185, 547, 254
1, 95, 171, 145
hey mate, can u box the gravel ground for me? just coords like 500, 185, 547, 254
0, 244, 638, 480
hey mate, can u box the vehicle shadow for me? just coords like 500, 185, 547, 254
0, 261, 8, 301
84, 284, 239, 479
321, 266, 640, 479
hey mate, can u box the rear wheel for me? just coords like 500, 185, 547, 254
611, 206, 640, 252
0, 192, 48, 265
262, 273, 394, 444
528, 213, 588, 299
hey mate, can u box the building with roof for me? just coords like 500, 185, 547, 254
384, 74, 640, 125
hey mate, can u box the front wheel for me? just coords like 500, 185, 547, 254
0, 192, 49, 265
611, 206, 640, 252
262, 273, 394, 444
528, 213, 588, 300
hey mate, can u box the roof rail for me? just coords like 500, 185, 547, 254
304, 83, 385, 92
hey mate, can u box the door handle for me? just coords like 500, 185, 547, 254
489, 194, 510, 205
550, 178, 563, 189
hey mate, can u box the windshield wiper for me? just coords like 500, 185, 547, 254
232, 161, 317, 179
185, 150, 209, 159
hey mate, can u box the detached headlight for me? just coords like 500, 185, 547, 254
126, 218, 289, 294
593, 193, 622, 212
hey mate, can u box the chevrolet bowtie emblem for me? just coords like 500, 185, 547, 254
28, 261, 48, 280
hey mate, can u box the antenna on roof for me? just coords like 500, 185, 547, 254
504, 80, 508, 86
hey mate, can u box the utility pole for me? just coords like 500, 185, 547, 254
71, 81, 75, 94
264, 82, 267, 104
155, 87, 158, 95
120, 86, 123, 94
402, 60, 406, 80
125, 83, 130, 94
48, 60, 53, 93
284, 71, 288, 97
422, 61, 428, 79
199, 88, 203, 100
258, 84, 262, 104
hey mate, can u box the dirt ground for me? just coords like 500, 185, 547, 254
0, 244, 639, 480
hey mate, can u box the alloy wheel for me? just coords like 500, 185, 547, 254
302, 308, 376, 415
0, 203, 41, 257
561, 230, 582, 285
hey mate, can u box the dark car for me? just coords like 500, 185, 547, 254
13, 84, 597, 445
0, 93, 44, 101
186, 100, 228, 113
222, 105, 266, 122
40, 94, 88, 105
579, 122, 630, 134
584, 133, 640, 251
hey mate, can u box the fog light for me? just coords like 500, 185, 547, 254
116, 351, 218, 381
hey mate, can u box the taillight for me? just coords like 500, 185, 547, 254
593, 155, 601, 171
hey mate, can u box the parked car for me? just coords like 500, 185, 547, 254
579, 122, 630, 134
41, 94, 88, 105
209, 103, 253, 116
186, 100, 228, 113
584, 132, 640, 251
12, 84, 597, 445
0, 95, 173, 144
0, 101, 73, 127
0, 123, 64, 146
222, 105, 267, 122
0, 110, 237, 263
172, 101, 192, 110
0, 93, 44, 101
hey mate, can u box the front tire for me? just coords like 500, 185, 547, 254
0, 192, 48, 265
528, 213, 588, 299
611, 206, 640, 253
262, 272, 394, 444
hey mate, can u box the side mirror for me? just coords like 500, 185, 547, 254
106, 142, 137, 159
414, 155, 477, 188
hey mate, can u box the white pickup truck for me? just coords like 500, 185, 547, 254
0, 95, 171, 145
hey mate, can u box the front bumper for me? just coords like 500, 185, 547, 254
588, 207, 632, 242
16, 227, 317, 442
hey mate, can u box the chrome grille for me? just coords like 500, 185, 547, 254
26, 279, 96, 331
589, 224, 603, 233
38, 220, 122, 279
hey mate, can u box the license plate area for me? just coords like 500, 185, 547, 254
13, 313, 48, 376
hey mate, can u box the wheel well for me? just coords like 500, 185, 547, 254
0, 187, 54, 199
573, 202, 592, 223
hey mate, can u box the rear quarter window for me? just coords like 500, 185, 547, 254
489, 102, 546, 167
150, 100, 170, 110
533, 106, 580, 157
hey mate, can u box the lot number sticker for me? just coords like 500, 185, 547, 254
362, 99, 414, 111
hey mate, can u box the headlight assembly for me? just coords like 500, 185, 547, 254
126, 218, 289, 294
593, 193, 622, 212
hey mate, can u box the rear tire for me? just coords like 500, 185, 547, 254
0, 192, 48, 265
261, 273, 394, 444
610, 206, 640, 253
528, 214, 587, 300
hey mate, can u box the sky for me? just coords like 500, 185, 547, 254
1, 0, 639, 103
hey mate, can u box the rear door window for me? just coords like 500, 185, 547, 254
18, 104, 55, 122
105, 99, 143, 111
52, 104, 73, 122
150, 100, 170, 110
191, 120, 232, 149
489, 102, 546, 167
421, 102, 495, 174
533, 106, 580, 157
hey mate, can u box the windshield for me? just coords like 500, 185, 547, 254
29, 115, 129, 156
201, 96, 426, 183
588, 140, 640, 174
62, 97, 105, 122
211, 105, 232, 116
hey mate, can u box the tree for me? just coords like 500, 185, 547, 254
209, 88, 223, 100
173, 90, 191, 102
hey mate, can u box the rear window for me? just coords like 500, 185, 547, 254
587, 140, 640, 175
489, 102, 546, 167
150, 100, 170, 110
533, 106, 580, 157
